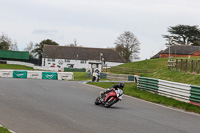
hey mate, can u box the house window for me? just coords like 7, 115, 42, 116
80, 60, 87, 64
65, 59, 70, 63
47, 58, 55, 62
47, 58, 51, 61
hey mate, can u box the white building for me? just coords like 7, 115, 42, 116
42, 45, 127, 72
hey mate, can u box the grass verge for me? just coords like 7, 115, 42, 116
0, 64, 34, 70
0, 126, 12, 133
87, 82, 200, 114
141, 68, 200, 86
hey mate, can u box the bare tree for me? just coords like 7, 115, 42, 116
24, 41, 35, 57
115, 31, 140, 62
9, 40, 19, 51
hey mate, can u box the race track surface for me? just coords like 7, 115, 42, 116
0, 78, 200, 133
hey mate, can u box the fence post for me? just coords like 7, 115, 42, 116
191, 60, 194, 72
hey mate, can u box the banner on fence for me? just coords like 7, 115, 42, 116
13, 71, 27, 78
42, 72, 57, 80
0, 70, 13, 78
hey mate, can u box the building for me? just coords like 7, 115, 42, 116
42, 45, 127, 71
151, 45, 200, 59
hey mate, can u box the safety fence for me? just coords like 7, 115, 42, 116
0, 70, 73, 80
138, 77, 200, 105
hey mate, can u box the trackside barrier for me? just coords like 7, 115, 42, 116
13, 70, 27, 78
42, 72, 57, 80
0, 70, 74, 80
99, 72, 135, 81
158, 80, 191, 102
27, 71, 42, 79
190, 85, 200, 105
138, 77, 159, 93
57, 72, 73, 80
138, 77, 200, 105
0, 70, 13, 78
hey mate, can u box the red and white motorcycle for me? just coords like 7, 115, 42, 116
94, 88, 123, 108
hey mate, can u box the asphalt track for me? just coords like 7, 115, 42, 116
0, 78, 200, 133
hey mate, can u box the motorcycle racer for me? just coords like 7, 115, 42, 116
100, 82, 124, 99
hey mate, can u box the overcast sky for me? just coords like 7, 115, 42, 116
1, 0, 200, 60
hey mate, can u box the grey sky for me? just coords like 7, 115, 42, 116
1, 0, 200, 60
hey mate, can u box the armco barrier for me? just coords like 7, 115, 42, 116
138, 77, 158, 93
138, 77, 200, 104
13, 70, 27, 78
158, 80, 191, 102
27, 71, 42, 79
0, 70, 13, 78
57, 72, 73, 80
190, 85, 200, 104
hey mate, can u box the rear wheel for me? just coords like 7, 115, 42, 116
104, 98, 117, 108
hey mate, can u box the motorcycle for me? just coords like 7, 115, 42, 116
94, 88, 123, 108
92, 72, 99, 82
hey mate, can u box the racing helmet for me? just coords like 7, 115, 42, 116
119, 82, 125, 88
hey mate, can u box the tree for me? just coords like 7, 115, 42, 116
9, 40, 18, 51
32, 39, 59, 59
0, 33, 19, 51
0, 33, 11, 50
24, 41, 34, 57
114, 31, 140, 62
163, 25, 200, 45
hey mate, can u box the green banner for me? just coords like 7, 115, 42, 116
13, 71, 27, 78
42, 72, 57, 80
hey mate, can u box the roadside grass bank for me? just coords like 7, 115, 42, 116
74, 72, 91, 81
106, 58, 200, 86
73, 72, 112, 81
0, 64, 33, 70
0, 126, 12, 133
87, 82, 200, 114
141, 68, 200, 86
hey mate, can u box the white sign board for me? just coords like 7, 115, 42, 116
27, 71, 42, 79
0, 70, 13, 78
57, 72, 73, 80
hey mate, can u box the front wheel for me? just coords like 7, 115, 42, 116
104, 98, 118, 108
92, 77, 95, 82
94, 97, 101, 105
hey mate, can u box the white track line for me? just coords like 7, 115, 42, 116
0, 125, 16, 133
83, 82, 200, 117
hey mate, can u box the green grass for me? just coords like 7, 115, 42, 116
0, 126, 11, 133
87, 82, 200, 114
0, 64, 34, 70
73, 72, 91, 81
141, 68, 200, 86
119, 58, 169, 70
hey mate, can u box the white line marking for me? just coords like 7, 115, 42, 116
82, 82, 200, 117
0, 125, 16, 133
